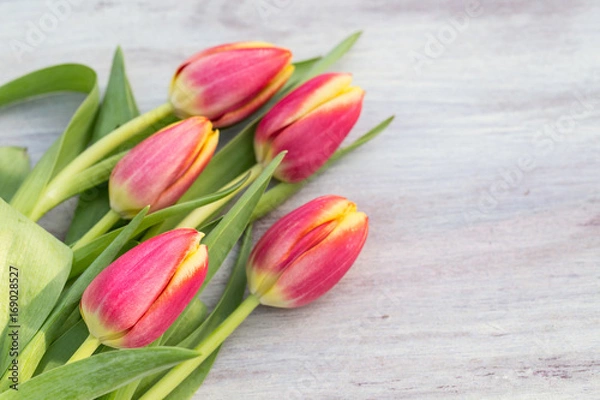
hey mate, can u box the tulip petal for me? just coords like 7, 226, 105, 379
212, 64, 295, 128
260, 211, 368, 308
81, 229, 202, 341
109, 117, 216, 218
106, 244, 209, 348
153, 128, 219, 210
171, 47, 292, 120
255, 73, 353, 150
247, 196, 355, 295
269, 87, 365, 182
178, 41, 276, 69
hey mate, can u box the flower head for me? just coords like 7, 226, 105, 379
80, 229, 208, 348
247, 195, 368, 308
254, 73, 365, 183
109, 117, 218, 219
170, 42, 294, 127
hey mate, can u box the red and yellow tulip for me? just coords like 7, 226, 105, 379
247, 195, 368, 308
169, 42, 294, 127
80, 229, 208, 348
109, 117, 218, 219
254, 73, 365, 183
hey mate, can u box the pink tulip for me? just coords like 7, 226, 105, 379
80, 229, 208, 348
254, 73, 365, 183
169, 42, 294, 127
109, 117, 218, 219
247, 195, 368, 308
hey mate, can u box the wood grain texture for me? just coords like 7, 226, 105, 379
1, 0, 599, 398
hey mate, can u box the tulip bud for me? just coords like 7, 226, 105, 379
109, 117, 219, 219
169, 42, 294, 127
254, 73, 365, 183
80, 229, 208, 348
247, 195, 368, 308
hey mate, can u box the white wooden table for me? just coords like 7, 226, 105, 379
1, 0, 599, 398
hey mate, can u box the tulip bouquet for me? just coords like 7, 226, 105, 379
0, 32, 393, 399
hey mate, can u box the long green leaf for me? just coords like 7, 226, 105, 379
0, 347, 198, 400
0, 147, 30, 201
34, 320, 89, 375
286, 31, 362, 92
252, 116, 395, 220
202, 152, 283, 285
305, 31, 362, 80
92, 47, 141, 143
0, 64, 100, 217
0, 199, 72, 379
180, 226, 252, 349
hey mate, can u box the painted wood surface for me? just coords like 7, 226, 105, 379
1, 0, 599, 398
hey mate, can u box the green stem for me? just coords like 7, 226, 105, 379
139, 294, 261, 400
27, 187, 65, 222
174, 163, 264, 230
55, 103, 173, 184
25, 103, 173, 220
66, 334, 101, 364
104, 381, 139, 400
72, 209, 121, 251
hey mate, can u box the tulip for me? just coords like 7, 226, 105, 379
109, 117, 219, 219
79, 229, 208, 349
247, 195, 368, 307
254, 73, 365, 183
140, 196, 368, 399
170, 42, 294, 127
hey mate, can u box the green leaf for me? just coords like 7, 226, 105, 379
34, 320, 89, 375
329, 116, 395, 162
288, 31, 362, 90
182, 226, 251, 349
0, 64, 100, 218
66, 187, 112, 244
136, 226, 252, 398
91, 47, 140, 143
0, 347, 199, 400
0, 147, 30, 202
70, 175, 248, 279
252, 116, 395, 220
0, 199, 72, 379
202, 152, 283, 285
0, 209, 148, 389
66, 48, 139, 243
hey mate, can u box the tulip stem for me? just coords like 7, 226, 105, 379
174, 163, 264, 230
28, 103, 174, 221
139, 294, 261, 400
67, 334, 102, 364
72, 209, 122, 251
